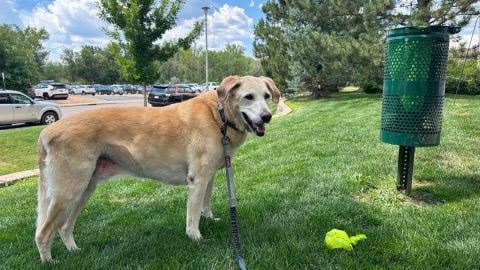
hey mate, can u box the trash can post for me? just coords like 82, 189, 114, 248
396, 145, 415, 194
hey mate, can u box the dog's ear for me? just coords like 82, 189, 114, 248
261, 76, 281, 104
217, 75, 241, 101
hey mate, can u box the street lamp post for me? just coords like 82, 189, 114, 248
202, 6, 209, 85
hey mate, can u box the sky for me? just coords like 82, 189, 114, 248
0, 0, 478, 63
0, 0, 267, 62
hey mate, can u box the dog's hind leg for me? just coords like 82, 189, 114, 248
35, 162, 93, 262
59, 178, 98, 251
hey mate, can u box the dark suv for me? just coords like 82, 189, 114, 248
148, 84, 198, 107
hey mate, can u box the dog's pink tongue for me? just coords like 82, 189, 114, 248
253, 123, 265, 136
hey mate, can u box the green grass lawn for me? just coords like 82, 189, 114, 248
1, 93, 479, 269
0, 126, 43, 175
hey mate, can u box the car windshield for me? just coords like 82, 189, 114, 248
52, 84, 66, 88
151, 86, 167, 93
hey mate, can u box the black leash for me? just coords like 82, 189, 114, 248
218, 102, 247, 270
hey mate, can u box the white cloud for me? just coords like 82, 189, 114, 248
4, 1, 256, 61
161, 4, 254, 53
20, 0, 110, 62
249, 0, 255, 8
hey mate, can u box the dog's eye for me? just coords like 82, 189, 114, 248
245, 94, 254, 100
264, 93, 271, 99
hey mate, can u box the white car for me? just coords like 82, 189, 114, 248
0, 90, 62, 126
201, 82, 219, 91
70, 85, 96, 96
34, 82, 69, 100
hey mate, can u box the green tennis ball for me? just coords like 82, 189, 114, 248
325, 229, 353, 250
325, 229, 367, 250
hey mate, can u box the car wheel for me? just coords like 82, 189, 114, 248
43, 93, 50, 100
41, 112, 58, 125
82, 91, 86, 95
92, 93, 95, 96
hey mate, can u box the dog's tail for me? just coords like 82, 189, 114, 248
36, 136, 49, 235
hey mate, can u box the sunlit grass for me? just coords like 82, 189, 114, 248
0, 92, 479, 269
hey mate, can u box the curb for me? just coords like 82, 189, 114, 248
0, 100, 292, 188
0, 169, 39, 188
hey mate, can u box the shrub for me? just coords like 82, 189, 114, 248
445, 59, 480, 95
359, 81, 382, 94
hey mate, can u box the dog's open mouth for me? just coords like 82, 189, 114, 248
242, 113, 265, 137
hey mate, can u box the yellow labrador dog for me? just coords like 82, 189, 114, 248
35, 75, 280, 262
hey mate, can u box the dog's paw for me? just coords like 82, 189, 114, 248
186, 229, 203, 242
67, 246, 80, 252
201, 210, 215, 219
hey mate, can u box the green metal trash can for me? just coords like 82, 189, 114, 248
381, 26, 460, 147
380, 26, 459, 195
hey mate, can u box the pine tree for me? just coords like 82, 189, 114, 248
253, 0, 292, 92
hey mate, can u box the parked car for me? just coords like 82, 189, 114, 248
34, 81, 69, 100
94, 85, 113, 95
201, 82, 219, 91
110, 85, 125, 95
70, 85, 96, 96
187, 83, 203, 93
148, 84, 198, 107
0, 90, 62, 126
122, 84, 137, 94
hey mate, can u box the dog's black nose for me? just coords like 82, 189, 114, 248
261, 113, 272, 123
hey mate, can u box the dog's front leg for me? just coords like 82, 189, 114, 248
186, 175, 209, 241
201, 176, 215, 219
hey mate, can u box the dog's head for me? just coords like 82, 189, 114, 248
217, 75, 281, 137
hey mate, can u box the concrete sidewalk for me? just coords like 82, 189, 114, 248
0, 169, 39, 188
0, 99, 292, 188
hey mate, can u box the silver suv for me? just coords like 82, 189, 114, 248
34, 81, 69, 100
0, 90, 62, 126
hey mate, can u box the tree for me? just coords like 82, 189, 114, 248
0, 24, 48, 91
61, 48, 78, 83
42, 62, 68, 83
98, 0, 203, 106
284, 1, 393, 97
253, 1, 291, 92
255, 1, 479, 97
60, 45, 122, 84
394, 0, 479, 28
155, 45, 261, 84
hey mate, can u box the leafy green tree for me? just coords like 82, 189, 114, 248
0, 24, 48, 91
99, 43, 122, 84
76, 46, 103, 84
61, 45, 122, 85
42, 62, 69, 83
98, 0, 203, 105
61, 48, 79, 83
209, 44, 254, 82
156, 45, 261, 84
